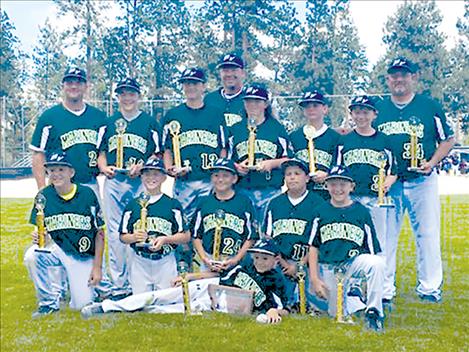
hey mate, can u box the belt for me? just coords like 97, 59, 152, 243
135, 249, 172, 261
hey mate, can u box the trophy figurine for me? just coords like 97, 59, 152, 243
169, 120, 191, 174
114, 118, 128, 173
407, 116, 422, 172
377, 152, 394, 208
303, 124, 316, 176
334, 266, 347, 323
179, 262, 191, 315
212, 209, 226, 263
34, 193, 50, 253
297, 262, 307, 315
136, 192, 151, 248
247, 118, 258, 170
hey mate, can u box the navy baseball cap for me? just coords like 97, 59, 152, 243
243, 84, 269, 100
282, 158, 309, 174
387, 57, 418, 74
115, 77, 141, 94
210, 158, 237, 175
62, 66, 87, 83
299, 90, 328, 107
141, 158, 167, 174
179, 68, 206, 83
325, 166, 354, 183
44, 151, 73, 168
348, 95, 377, 112
248, 240, 280, 256
216, 53, 245, 69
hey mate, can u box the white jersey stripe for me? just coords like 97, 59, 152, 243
364, 223, 375, 255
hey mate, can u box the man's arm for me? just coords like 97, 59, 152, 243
32, 151, 46, 189
419, 137, 456, 174
89, 228, 104, 286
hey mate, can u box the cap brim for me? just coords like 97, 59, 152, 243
299, 99, 326, 107
348, 103, 377, 112
248, 248, 277, 256
210, 166, 237, 175
44, 161, 73, 168
282, 160, 308, 174
243, 95, 268, 100
325, 175, 354, 182
62, 75, 87, 83
216, 63, 244, 69
115, 85, 140, 94
141, 166, 167, 174
387, 66, 414, 74
179, 77, 206, 83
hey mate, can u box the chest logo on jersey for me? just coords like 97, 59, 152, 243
44, 213, 92, 232
296, 149, 332, 168
177, 130, 218, 149
60, 129, 98, 150
343, 149, 382, 168
320, 222, 364, 246
236, 139, 277, 159
378, 121, 424, 137
109, 133, 148, 154
78, 236, 92, 252
272, 219, 307, 237
203, 213, 245, 234
135, 216, 173, 236
225, 113, 242, 127
233, 272, 266, 307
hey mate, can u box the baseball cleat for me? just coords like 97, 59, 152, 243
418, 294, 441, 303
32, 306, 59, 319
365, 308, 384, 332
81, 302, 104, 319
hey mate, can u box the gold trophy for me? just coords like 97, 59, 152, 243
136, 192, 151, 248
247, 118, 258, 169
297, 262, 307, 315
179, 262, 191, 315
34, 193, 50, 253
303, 125, 316, 176
408, 116, 422, 172
169, 120, 191, 174
115, 118, 128, 173
334, 266, 347, 323
377, 152, 394, 208
211, 209, 226, 264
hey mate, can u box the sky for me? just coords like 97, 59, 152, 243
1, 0, 466, 68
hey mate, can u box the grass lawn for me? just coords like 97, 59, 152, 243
1, 196, 468, 352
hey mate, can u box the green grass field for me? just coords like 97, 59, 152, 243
1, 196, 468, 352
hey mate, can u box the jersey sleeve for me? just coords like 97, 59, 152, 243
98, 121, 110, 153
362, 209, 381, 255
262, 201, 274, 238
160, 112, 172, 151
30, 112, 52, 152
244, 197, 258, 241
334, 135, 345, 167
119, 201, 136, 234
171, 199, 189, 233
276, 123, 292, 158
217, 110, 228, 150
90, 191, 105, 228
29, 205, 38, 226
383, 135, 397, 176
432, 100, 454, 143
191, 200, 204, 239
308, 217, 321, 248
149, 118, 162, 155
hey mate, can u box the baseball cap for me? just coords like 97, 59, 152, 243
282, 158, 309, 175
179, 68, 206, 83
141, 158, 167, 174
115, 77, 141, 94
248, 239, 280, 256
325, 166, 354, 183
243, 84, 269, 101
348, 95, 377, 112
216, 53, 245, 69
387, 57, 418, 74
298, 90, 328, 107
44, 151, 73, 168
62, 66, 87, 83
210, 158, 237, 175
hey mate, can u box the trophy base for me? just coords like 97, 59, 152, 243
135, 242, 152, 249
308, 171, 316, 178
174, 166, 192, 174
210, 259, 224, 266
407, 166, 421, 172
378, 202, 395, 208
336, 316, 355, 325
246, 165, 259, 171
35, 247, 51, 254
114, 168, 129, 174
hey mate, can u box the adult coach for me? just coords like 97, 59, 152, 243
30, 67, 106, 197
375, 57, 455, 303
204, 53, 246, 129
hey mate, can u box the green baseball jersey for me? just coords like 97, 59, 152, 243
229, 117, 291, 189
30, 104, 107, 184
30, 184, 104, 258
161, 103, 227, 181
264, 191, 325, 261
289, 124, 340, 199
204, 88, 246, 129
335, 130, 397, 197
220, 258, 288, 313
119, 194, 188, 259
99, 111, 160, 168
309, 201, 381, 264
375, 94, 454, 180
192, 192, 258, 257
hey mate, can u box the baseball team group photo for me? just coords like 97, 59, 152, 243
1, 1, 468, 351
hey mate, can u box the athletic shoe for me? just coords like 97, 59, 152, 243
32, 306, 59, 319
81, 302, 104, 319
348, 284, 366, 304
365, 308, 384, 332
418, 294, 441, 303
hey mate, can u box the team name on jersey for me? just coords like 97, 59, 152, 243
60, 129, 98, 149
272, 219, 307, 237
295, 149, 332, 168
225, 113, 242, 127
179, 130, 218, 149
233, 271, 266, 307
236, 139, 278, 159
320, 222, 364, 246
109, 134, 148, 154
378, 121, 424, 138
343, 149, 382, 168
45, 213, 92, 231
203, 213, 245, 234
135, 216, 172, 236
